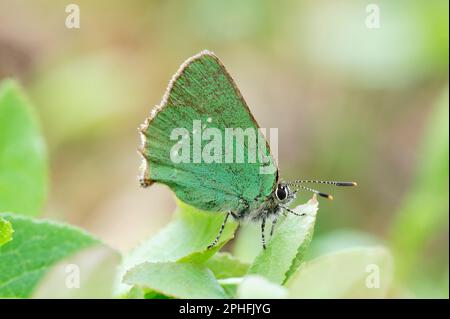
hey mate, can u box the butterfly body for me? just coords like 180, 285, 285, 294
139, 50, 356, 249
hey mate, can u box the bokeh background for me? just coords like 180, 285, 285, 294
0, 0, 448, 298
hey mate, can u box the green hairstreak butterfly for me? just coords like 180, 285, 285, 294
139, 50, 356, 249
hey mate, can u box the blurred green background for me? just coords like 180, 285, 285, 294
0, 0, 448, 298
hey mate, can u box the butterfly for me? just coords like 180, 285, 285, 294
139, 50, 356, 249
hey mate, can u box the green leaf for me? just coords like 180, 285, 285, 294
0, 79, 48, 216
116, 199, 238, 296
205, 252, 249, 279
248, 196, 319, 284
124, 261, 228, 299
0, 213, 113, 298
143, 289, 173, 299
217, 278, 241, 298
126, 286, 146, 299
236, 275, 288, 299
205, 253, 249, 298
287, 247, 393, 298
0, 217, 13, 247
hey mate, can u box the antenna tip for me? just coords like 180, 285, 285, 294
319, 192, 333, 200
336, 181, 358, 187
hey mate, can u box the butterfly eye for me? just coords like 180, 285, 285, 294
276, 184, 288, 201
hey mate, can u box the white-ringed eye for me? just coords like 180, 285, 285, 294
275, 184, 288, 201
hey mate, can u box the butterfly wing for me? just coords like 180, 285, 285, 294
140, 51, 277, 212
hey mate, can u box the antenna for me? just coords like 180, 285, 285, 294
293, 185, 334, 200
289, 180, 357, 200
288, 180, 357, 187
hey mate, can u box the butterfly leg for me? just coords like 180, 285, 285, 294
270, 217, 278, 238
261, 217, 267, 249
207, 212, 230, 249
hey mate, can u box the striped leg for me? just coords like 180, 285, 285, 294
270, 217, 278, 238
261, 217, 267, 249
207, 212, 230, 249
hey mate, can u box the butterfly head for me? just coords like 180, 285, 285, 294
274, 182, 298, 207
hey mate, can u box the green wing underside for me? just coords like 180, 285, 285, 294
141, 52, 277, 213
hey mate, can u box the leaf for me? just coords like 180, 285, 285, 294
115, 199, 238, 296
124, 261, 228, 299
0, 79, 48, 216
0, 217, 13, 247
217, 278, 241, 298
287, 247, 393, 298
127, 286, 146, 299
205, 252, 249, 279
0, 213, 115, 298
143, 289, 173, 299
236, 275, 288, 299
248, 196, 319, 284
